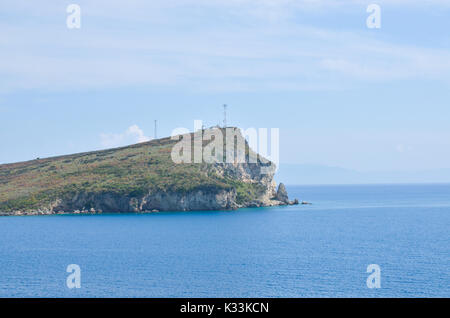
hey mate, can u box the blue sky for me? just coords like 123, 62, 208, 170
1, 0, 450, 182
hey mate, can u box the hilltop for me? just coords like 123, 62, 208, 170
0, 127, 297, 215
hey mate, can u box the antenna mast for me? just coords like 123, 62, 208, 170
223, 104, 227, 128
154, 120, 157, 139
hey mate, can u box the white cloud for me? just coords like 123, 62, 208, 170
100, 125, 150, 148
395, 144, 413, 153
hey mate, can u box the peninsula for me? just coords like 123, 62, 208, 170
0, 127, 297, 215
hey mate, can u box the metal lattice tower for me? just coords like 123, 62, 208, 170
154, 120, 157, 139
223, 104, 227, 128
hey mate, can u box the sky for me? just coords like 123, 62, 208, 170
1, 0, 450, 183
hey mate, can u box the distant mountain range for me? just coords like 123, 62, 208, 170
276, 164, 450, 185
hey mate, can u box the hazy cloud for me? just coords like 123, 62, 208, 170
0, 0, 449, 93
100, 125, 150, 148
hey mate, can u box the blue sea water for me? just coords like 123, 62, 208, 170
0, 184, 449, 298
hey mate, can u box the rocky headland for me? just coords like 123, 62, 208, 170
0, 127, 298, 216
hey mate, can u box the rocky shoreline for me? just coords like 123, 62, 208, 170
0, 182, 299, 216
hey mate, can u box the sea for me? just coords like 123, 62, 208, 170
0, 184, 449, 298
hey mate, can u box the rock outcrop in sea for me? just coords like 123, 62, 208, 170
0, 127, 298, 215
